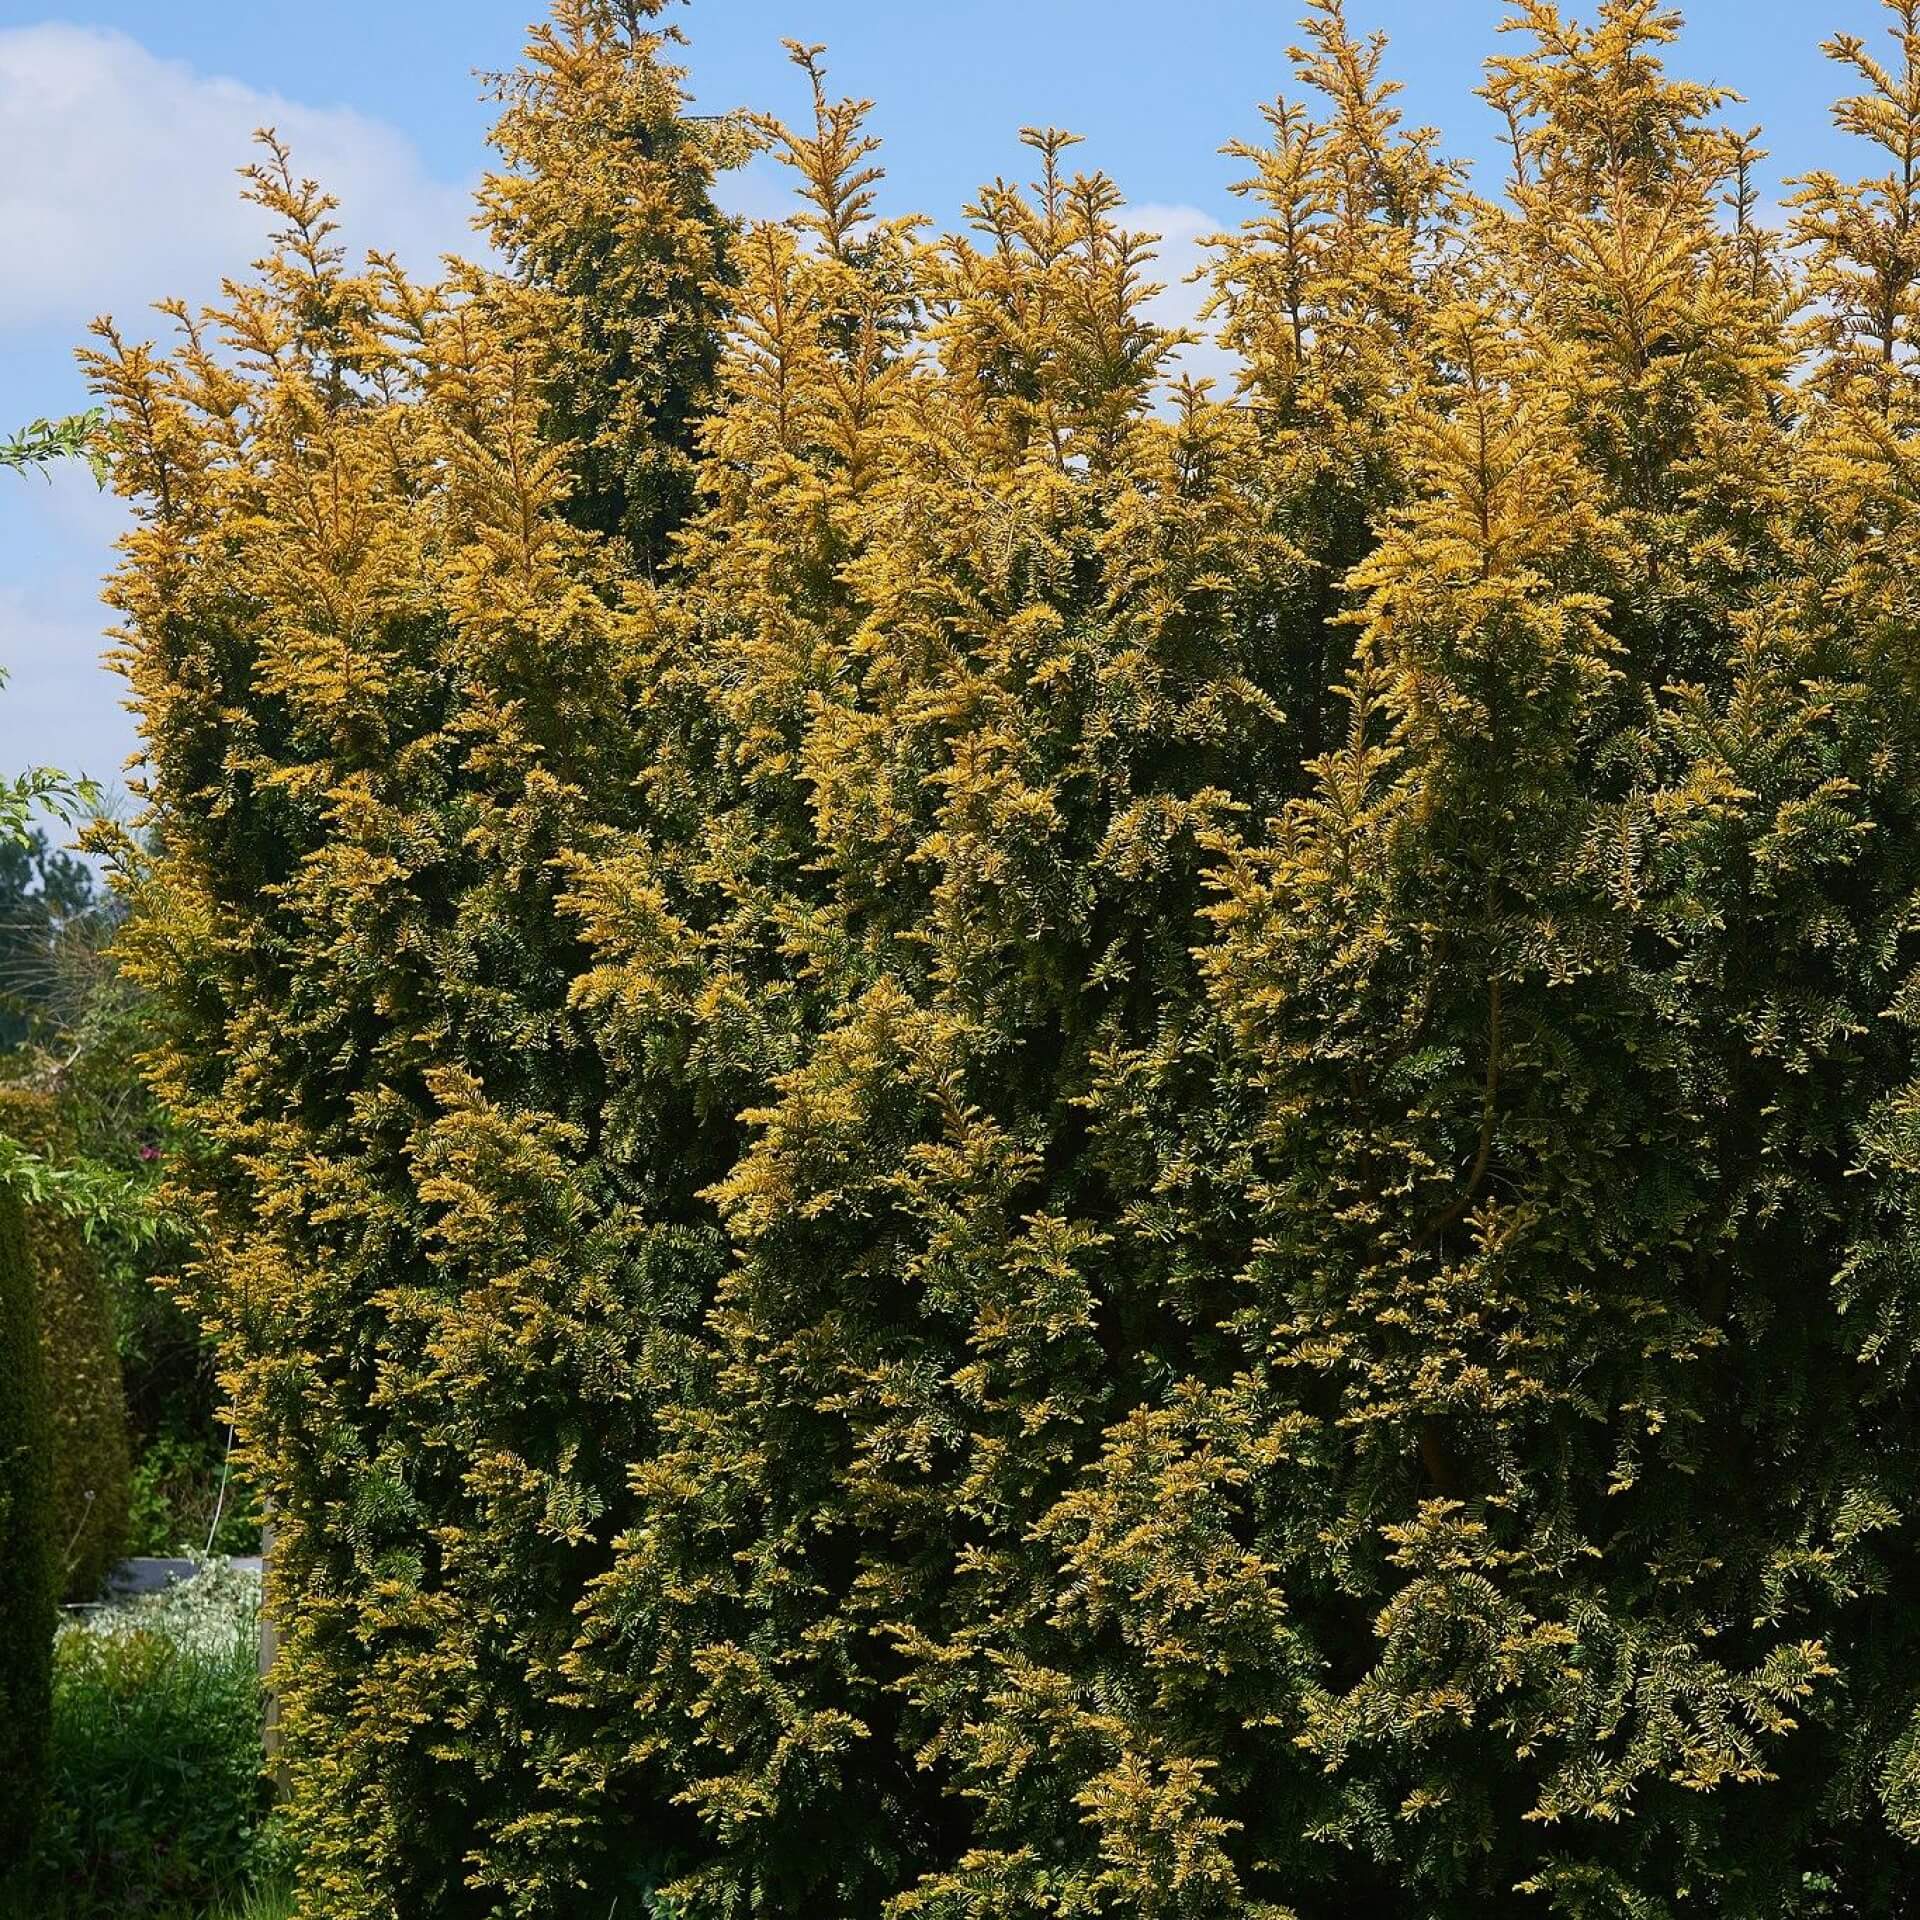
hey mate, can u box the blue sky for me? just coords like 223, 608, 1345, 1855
0, 0, 1901, 814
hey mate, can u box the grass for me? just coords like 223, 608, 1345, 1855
197, 1885, 294, 1920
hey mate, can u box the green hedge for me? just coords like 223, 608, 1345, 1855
0, 1180, 54, 1880
0, 1087, 132, 1599
38, 1208, 134, 1599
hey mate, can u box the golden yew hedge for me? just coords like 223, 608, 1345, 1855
91, 2, 1920, 1914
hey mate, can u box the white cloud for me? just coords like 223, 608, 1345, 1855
0, 544, 140, 816
0, 26, 480, 837
0, 24, 478, 333
713, 150, 810, 229
1125, 201, 1242, 396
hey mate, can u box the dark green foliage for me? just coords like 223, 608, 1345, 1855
125, 1432, 258, 1560
0, 1182, 54, 1881
0, 829, 216, 1575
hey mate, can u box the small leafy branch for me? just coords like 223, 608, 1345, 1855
0, 1132, 171, 1249
1, 410, 111, 485
0, 767, 104, 847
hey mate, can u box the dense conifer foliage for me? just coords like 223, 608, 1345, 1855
89, 1, 1920, 1913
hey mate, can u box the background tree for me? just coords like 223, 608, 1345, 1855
0, 832, 101, 1051
0, 1087, 132, 1601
